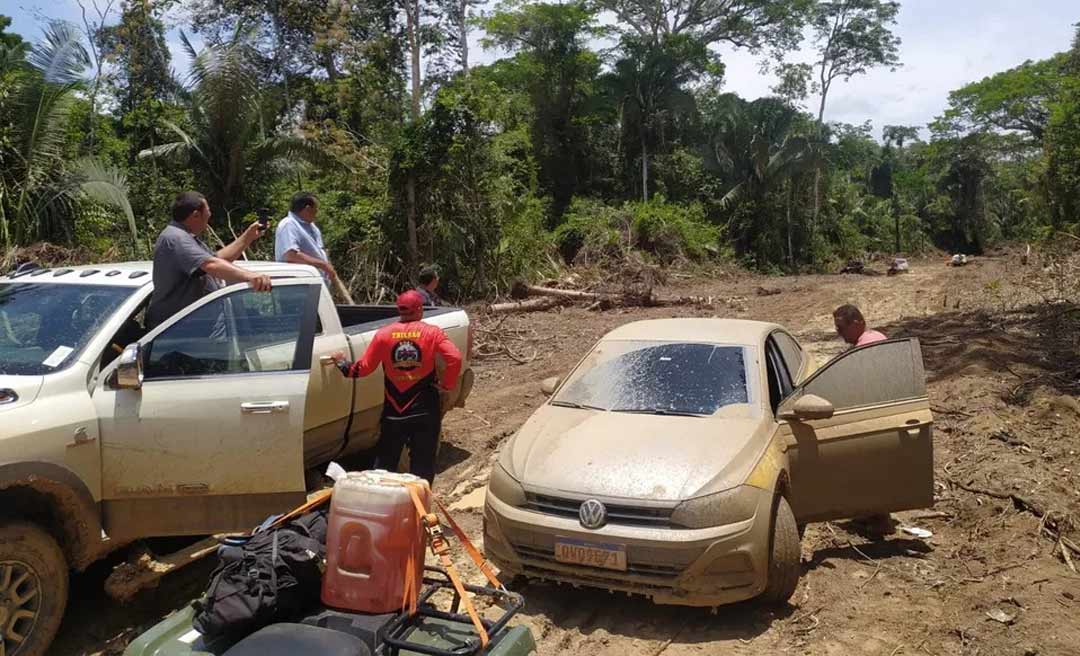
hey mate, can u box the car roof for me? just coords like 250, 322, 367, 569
601, 318, 784, 346
0, 260, 319, 287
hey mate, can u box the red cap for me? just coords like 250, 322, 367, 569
396, 290, 424, 320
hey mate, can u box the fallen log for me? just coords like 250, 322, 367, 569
490, 297, 561, 314
523, 284, 603, 301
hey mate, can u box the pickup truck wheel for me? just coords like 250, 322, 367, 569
0, 522, 69, 656
759, 496, 801, 605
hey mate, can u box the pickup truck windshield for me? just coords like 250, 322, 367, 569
0, 282, 135, 375
553, 341, 750, 416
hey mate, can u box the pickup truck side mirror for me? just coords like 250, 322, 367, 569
540, 376, 562, 397
115, 343, 144, 390
778, 394, 834, 421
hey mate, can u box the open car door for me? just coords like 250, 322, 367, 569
95, 279, 320, 538
779, 339, 934, 523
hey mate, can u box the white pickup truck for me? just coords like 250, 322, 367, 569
0, 260, 474, 656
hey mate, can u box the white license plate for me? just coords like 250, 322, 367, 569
554, 538, 627, 571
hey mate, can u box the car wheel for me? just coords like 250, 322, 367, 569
760, 496, 801, 605
0, 522, 69, 656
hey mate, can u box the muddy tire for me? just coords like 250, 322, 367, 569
0, 522, 69, 656
760, 496, 801, 605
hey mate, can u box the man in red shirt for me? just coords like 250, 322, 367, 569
331, 290, 462, 484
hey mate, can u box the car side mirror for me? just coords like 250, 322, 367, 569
115, 343, 144, 390
778, 394, 834, 421
540, 376, 562, 397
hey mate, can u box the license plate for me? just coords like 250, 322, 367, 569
554, 538, 627, 571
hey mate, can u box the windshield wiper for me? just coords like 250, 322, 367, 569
550, 400, 607, 411
612, 408, 706, 417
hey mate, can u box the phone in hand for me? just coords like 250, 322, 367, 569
255, 208, 271, 230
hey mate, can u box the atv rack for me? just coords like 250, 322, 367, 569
379, 566, 525, 656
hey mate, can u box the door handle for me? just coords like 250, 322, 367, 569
319, 355, 337, 367
240, 401, 290, 414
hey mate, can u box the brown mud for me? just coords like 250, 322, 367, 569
55, 251, 1080, 656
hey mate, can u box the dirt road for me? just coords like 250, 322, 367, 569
56, 252, 1080, 656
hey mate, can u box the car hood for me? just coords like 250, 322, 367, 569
506, 404, 769, 502
0, 375, 43, 414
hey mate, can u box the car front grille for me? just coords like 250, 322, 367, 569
525, 493, 675, 528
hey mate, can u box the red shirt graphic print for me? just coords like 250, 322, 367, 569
347, 320, 462, 418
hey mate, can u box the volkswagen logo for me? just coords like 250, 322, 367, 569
578, 499, 607, 529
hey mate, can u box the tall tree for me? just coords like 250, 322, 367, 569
140, 30, 326, 220
938, 55, 1065, 143
882, 124, 919, 149
404, 0, 421, 270
809, 0, 901, 236
592, 0, 810, 200
606, 34, 714, 201
1045, 25, 1080, 227
98, 0, 177, 160
0, 15, 27, 57
481, 0, 604, 217
706, 94, 820, 264
593, 0, 811, 50
75, 0, 117, 150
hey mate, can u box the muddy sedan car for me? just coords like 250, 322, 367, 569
483, 319, 933, 606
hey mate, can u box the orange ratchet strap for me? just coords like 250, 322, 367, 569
400, 481, 493, 648
432, 495, 504, 591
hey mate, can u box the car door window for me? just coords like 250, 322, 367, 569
144, 285, 314, 380
765, 340, 793, 414
772, 331, 803, 379
799, 339, 925, 411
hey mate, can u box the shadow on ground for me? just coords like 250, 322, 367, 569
805, 537, 933, 573
880, 303, 1080, 402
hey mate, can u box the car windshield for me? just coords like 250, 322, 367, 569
0, 282, 135, 375
553, 340, 751, 415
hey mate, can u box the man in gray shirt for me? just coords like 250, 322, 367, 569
274, 192, 337, 285
146, 191, 271, 329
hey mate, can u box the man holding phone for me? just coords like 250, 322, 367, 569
146, 191, 271, 330
274, 191, 337, 286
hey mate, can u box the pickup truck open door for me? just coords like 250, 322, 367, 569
94, 279, 321, 538
778, 338, 934, 523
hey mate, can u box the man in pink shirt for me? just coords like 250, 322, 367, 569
832, 303, 894, 537
833, 304, 887, 347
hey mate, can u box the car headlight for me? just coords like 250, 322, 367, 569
669, 486, 760, 529
488, 461, 527, 507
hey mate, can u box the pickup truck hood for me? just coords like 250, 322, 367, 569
507, 404, 766, 502
0, 375, 43, 414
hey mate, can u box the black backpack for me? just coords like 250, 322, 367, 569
192, 511, 328, 639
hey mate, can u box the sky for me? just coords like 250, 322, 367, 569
4, 0, 1078, 140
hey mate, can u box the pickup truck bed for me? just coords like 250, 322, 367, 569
337, 305, 461, 336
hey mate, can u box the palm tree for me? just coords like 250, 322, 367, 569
140, 29, 329, 221
605, 34, 711, 202
0, 21, 136, 250
707, 95, 824, 266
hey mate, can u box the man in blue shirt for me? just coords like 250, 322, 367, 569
274, 192, 337, 285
